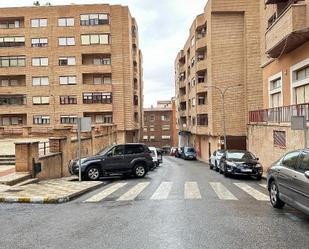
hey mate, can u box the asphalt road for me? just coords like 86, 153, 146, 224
0, 157, 308, 249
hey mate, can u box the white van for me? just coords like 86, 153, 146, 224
149, 147, 162, 167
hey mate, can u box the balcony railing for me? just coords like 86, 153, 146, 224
249, 103, 309, 123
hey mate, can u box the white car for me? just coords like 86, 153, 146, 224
149, 147, 163, 168
209, 150, 225, 172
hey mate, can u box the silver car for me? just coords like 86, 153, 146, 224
209, 150, 225, 172
267, 149, 309, 215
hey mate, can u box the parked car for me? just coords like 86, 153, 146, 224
219, 150, 263, 180
175, 147, 183, 158
181, 147, 197, 160
209, 150, 225, 171
68, 143, 154, 180
170, 147, 177, 156
267, 149, 309, 215
149, 147, 163, 167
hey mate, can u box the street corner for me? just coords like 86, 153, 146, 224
0, 177, 107, 204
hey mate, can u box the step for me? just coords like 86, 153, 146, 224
0, 158, 15, 161
0, 155, 15, 158
0, 173, 31, 186
12, 178, 39, 187
0, 161, 15, 166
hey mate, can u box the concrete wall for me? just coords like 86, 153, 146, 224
248, 123, 306, 172
38, 153, 62, 179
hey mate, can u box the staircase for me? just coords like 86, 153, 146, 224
0, 155, 15, 166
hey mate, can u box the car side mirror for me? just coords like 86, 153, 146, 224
305, 171, 309, 179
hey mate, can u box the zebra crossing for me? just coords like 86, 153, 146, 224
82, 180, 270, 203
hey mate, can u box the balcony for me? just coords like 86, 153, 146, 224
196, 38, 207, 51
196, 82, 207, 93
82, 73, 112, 86
249, 103, 309, 123
0, 75, 26, 87
0, 114, 26, 126
196, 104, 207, 114
196, 59, 207, 72
196, 126, 209, 135
265, 4, 309, 58
179, 110, 187, 117
180, 95, 187, 102
0, 95, 26, 106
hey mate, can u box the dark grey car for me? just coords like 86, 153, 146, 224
267, 149, 309, 215
68, 143, 154, 180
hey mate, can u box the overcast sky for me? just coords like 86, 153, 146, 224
0, 0, 207, 107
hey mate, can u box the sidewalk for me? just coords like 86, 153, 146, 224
0, 177, 106, 204
0, 166, 15, 177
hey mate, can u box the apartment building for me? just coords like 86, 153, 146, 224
175, 0, 263, 161
141, 100, 177, 149
0, 3, 143, 143
248, 0, 309, 171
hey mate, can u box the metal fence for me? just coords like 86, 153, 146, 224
249, 103, 309, 123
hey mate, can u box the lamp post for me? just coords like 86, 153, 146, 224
206, 84, 243, 150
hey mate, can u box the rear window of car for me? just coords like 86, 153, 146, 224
125, 145, 145, 154
185, 147, 195, 153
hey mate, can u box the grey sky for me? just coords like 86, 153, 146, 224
0, 0, 207, 107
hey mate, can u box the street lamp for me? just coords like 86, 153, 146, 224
205, 84, 243, 150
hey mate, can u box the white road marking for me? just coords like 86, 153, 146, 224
117, 182, 150, 201
259, 184, 267, 189
184, 182, 201, 199
150, 182, 173, 200
234, 183, 269, 201
209, 182, 238, 200
84, 182, 127, 202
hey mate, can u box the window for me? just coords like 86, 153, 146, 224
197, 114, 208, 126
93, 56, 111, 65
83, 92, 112, 104
32, 57, 48, 67
58, 18, 74, 27
81, 34, 110, 45
134, 95, 138, 105
94, 114, 112, 124
32, 77, 49, 86
32, 96, 49, 105
162, 125, 170, 131
33, 115, 50, 125
59, 57, 76, 66
298, 152, 309, 173
112, 145, 124, 156
198, 94, 206, 105
162, 135, 171, 140
143, 127, 147, 132
92, 75, 112, 85
0, 56, 25, 67
1, 116, 23, 126
282, 151, 300, 169
58, 37, 75, 46
31, 38, 48, 47
59, 76, 76, 85
31, 19, 47, 27
60, 96, 77, 105
143, 135, 148, 140
191, 36, 195, 47
161, 115, 170, 121
80, 13, 109, 26
0, 36, 25, 47
0, 96, 26, 105
192, 98, 196, 107
291, 59, 309, 105
273, 131, 286, 148
150, 126, 155, 132
1, 78, 21, 87
124, 145, 145, 155
150, 115, 155, 122
268, 73, 282, 108
0, 20, 21, 29
150, 136, 155, 140
60, 115, 77, 124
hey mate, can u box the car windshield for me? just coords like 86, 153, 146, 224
96, 145, 114, 156
226, 151, 255, 161
185, 147, 195, 153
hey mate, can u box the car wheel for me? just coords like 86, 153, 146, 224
219, 164, 223, 174
209, 161, 213, 170
86, 165, 101, 181
134, 164, 147, 178
269, 181, 285, 208
256, 175, 262, 181
223, 167, 229, 178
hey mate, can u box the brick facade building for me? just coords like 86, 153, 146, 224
0, 3, 143, 143
248, 0, 309, 171
175, 0, 263, 162
141, 100, 176, 149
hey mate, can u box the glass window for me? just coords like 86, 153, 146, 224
31, 19, 39, 27
67, 37, 75, 46
125, 145, 144, 154
282, 151, 300, 169
67, 57, 76, 65
112, 145, 124, 156
297, 152, 309, 173
90, 35, 99, 44
58, 38, 66, 46
100, 34, 109, 44
39, 19, 47, 27
58, 18, 66, 27
81, 35, 90, 45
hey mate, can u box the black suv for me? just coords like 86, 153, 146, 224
68, 143, 154, 180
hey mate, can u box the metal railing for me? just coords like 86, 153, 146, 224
249, 103, 309, 123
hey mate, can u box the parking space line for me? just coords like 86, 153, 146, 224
234, 183, 269, 201
83, 182, 128, 202
150, 182, 173, 200
117, 182, 150, 201
210, 182, 238, 200
184, 182, 201, 199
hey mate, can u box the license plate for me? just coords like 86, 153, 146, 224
241, 169, 252, 173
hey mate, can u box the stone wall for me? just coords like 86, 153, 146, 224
248, 123, 306, 172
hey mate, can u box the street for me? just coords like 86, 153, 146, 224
0, 156, 308, 249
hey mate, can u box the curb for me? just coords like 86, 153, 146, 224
0, 181, 107, 204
